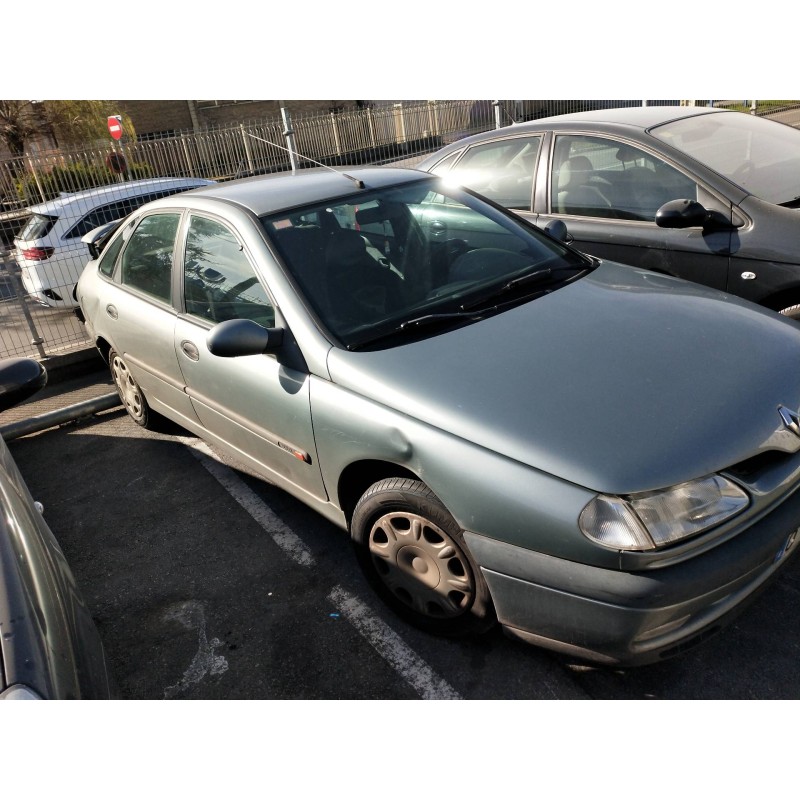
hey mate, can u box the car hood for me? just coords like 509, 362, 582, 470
326, 262, 800, 494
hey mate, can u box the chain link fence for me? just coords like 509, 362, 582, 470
2, 98, 798, 361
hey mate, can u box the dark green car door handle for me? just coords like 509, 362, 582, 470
181, 340, 200, 361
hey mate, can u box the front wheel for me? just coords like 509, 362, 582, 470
351, 478, 496, 637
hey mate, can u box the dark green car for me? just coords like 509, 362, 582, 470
76, 167, 800, 665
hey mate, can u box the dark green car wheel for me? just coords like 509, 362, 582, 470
351, 478, 496, 637
109, 349, 157, 429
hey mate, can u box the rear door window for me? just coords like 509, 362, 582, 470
442, 135, 542, 209
119, 213, 181, 303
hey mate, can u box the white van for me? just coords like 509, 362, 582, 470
13, 177, 214, 307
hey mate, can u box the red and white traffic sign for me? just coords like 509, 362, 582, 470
107, 116, 123, 141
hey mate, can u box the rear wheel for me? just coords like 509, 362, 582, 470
351, 478, 496, 637
109, 349, 156, 429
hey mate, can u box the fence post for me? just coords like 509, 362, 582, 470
180, 133, 196, 176
26, 156, 47, 204
428, 101, 440, 137
280, 103, 299, 172
393, 103, 407, 146
493, 101, 503, 129
366, 106, 377, 148
239, 123, 256, 175
329, 112, 343, 156
750, 100, 758, 115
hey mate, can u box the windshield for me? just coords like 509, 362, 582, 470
650, 111, 800, 205
261, 177, 589, 348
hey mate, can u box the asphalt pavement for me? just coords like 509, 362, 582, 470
4, 360, 800, 700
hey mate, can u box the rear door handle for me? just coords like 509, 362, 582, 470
106, 304, 118, 319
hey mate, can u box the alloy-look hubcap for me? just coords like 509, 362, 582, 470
368, 512, 474, 618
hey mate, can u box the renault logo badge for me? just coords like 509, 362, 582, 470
779, 406, 800, 438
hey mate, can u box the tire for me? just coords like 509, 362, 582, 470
109, 349, 157, 429
351, 478, 496, 637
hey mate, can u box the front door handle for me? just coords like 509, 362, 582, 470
181, 340, 200, 361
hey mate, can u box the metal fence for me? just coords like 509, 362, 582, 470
2, 98, 798, 362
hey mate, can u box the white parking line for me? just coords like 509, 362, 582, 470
328, 586, 462, 700
181, 437, 461, 700
183, 438, 315, 567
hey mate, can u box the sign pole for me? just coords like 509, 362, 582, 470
107, 115, 127, 182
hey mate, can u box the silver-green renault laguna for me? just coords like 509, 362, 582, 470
76, 167, 800, 666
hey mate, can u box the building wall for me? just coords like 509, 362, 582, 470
113, 100, 363, 137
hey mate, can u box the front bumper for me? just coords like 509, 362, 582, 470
465, 482, 800, 666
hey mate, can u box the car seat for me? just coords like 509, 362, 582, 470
556, 155, 614, 217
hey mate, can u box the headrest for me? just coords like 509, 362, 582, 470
326, 229, 367, 264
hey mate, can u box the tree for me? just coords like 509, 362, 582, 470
0, 100, 136, 156
42, 100, 136, 148
0, 100, 41, 156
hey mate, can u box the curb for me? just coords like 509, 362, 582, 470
39, 346, 106, 384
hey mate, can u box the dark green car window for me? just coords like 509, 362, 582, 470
119, 213, 180, 303
98, 229, 126, 277
183, 215, 274, 327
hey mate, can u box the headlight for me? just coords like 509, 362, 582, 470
579, 475, 749, 551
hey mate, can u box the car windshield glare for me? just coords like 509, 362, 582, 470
261, 177, 587, 346
650, 112, 800, 205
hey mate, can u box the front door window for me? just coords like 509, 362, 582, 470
551, 135, 699, 221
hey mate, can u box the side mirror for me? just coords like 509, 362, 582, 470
655, 199, 708, 229
656, 199, 738, 232
0, 358, 47, 413
81, 219, 123, 259
207, 319, 284, 358
543, 219, 571, 243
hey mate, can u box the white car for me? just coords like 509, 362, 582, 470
13, 176, 214, 307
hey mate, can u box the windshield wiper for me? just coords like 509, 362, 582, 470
347, 310, 486, 350
460, 264, 590, 312
398, 310, 486, 330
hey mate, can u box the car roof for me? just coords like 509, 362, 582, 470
28, 177, 215, 215
532, 105, 727, 129
420, 106, 731, 160
179, 167, 430, 217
